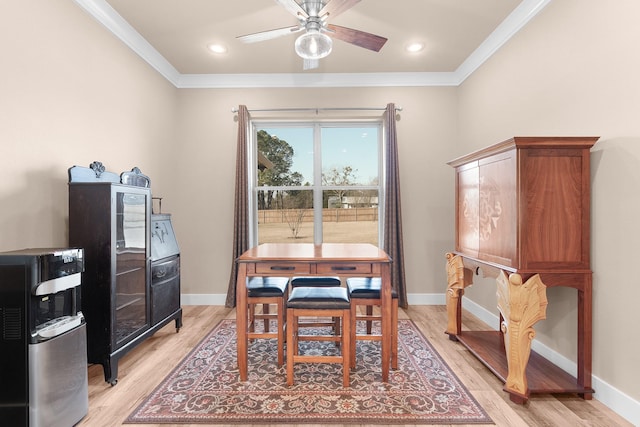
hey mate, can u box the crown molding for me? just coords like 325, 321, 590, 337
74, 0, 181, 85
455, 0, 552, 82
176, 72, 460, 88
73, 0, 551, 89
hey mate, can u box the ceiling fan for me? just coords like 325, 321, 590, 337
236, 0, 388, 70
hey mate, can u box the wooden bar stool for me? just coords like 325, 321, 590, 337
286, 286, 351, 387
346, 277, 398, 369
246, 277, 289, 367
290, 276, 341, 334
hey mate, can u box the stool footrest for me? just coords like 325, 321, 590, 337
293, 355, 344, 364
354, 335, 382, 341
297, 335, 342, 342
248, 332, 281, 339
296, 320, 338, 327
355, 315, 380, 322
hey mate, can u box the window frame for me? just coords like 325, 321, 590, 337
248, 119, 385, 247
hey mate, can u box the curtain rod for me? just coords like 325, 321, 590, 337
231, 106, 402, 113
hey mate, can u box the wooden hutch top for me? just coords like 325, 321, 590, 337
447, 136, 598, 281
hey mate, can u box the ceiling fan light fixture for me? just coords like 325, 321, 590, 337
295, 30, 332, 60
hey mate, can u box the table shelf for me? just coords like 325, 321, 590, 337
455, 331, 594, 396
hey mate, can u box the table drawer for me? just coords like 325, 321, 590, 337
316, 263, 372, 274
255, 262, 310, 274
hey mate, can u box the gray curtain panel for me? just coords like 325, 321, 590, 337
383, 103, 408, 308
225, 105, 250, 308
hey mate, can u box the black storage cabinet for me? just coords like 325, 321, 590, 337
69, 182, 182, 385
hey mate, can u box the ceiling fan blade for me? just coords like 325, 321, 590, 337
274, 0, 309, 19
319, 0, 361, 19
237, 25, 302, 43
326, 24, 387, 52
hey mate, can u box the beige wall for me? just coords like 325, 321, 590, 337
169, 87, 458, 298
0, 1, 177, 251
457, 0, 640, 403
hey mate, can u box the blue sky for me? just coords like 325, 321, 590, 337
261, 126, 379, 185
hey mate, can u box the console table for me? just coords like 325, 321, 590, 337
236, 243, 392, 382
445, 136, 598, 403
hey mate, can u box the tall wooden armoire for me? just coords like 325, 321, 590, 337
445, 136, 598, 403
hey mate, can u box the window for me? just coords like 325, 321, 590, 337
249, 121, 383, 246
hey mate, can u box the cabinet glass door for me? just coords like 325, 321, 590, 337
114, 190, 148, 346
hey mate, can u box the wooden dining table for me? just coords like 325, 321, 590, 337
235, 243, 393, 382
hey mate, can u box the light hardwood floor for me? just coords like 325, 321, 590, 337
78, 305, 632, 427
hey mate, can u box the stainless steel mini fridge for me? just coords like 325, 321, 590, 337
0, 248, 88, 427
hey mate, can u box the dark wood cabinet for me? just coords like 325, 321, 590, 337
69, 183, 179, 385
150, 213, 182, 329
445, 136, 598, 403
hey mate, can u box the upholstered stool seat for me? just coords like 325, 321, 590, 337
290, 276, 341, 287
286, 286, 352, 387
247, 276, 289, 296
289, 276, 341, 334
246, 277, 289, 366
346, 277, 399, 369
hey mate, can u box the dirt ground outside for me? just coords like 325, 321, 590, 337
258, 221, 379, 245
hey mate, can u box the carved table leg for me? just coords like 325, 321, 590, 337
445, 253, 472, 339
497, 271, 548, 403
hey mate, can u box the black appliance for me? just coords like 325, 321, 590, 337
0, 248, 88, 427
150, 214, 182, 328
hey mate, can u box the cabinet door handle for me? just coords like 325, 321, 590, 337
270, 266, 295, 271
331, 266, 357, 271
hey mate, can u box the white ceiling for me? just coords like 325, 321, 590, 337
74, 0, 551, 88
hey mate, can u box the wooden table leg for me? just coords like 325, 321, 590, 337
236, 263, 248, 381
381, 264, 392, 382
445, 253, 468, 339
578, 274, 593, 399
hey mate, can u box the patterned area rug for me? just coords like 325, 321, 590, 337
125, 319, 492, 425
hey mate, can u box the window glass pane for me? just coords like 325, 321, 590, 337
322, 189, 379, 245
252, 122, 382, 247
321, 127, 379, 186
258, 128, 314, 186
257, 189, 314, 244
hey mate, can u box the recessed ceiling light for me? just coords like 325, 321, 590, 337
405, 42, 425, 53
207, 43, 227, 54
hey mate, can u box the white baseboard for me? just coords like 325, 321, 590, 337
179, 292, 638, 426
458, 296, 639, 427
404, 293, 446, 305
182, 293, 228, 306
